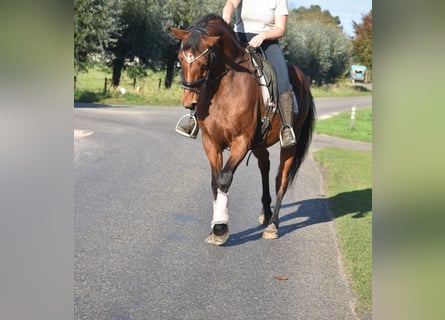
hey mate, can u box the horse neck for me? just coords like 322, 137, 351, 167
202, 22, 253, 96
221, 33, 246, 62
206, 22, 246, 63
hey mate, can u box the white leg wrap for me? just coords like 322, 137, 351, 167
211, 189, 229, 227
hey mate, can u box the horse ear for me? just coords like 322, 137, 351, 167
169, 27, 190, 41
203, 35, 220, 47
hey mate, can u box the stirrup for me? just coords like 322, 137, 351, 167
279, 124, 296, 148
175, 114, 198, 138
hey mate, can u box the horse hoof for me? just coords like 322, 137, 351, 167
262, 224, 279, 240
205, 224, 229, 246
205, 231, 229, 246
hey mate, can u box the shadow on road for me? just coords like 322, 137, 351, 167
224, 188, 371, 246
224, 197, 330, 246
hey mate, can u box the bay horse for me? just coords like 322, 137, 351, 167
169, 14, 315, 245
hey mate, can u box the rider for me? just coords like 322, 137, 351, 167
177, 0, 297, 148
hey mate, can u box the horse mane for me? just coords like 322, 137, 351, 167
187, 14, 244, 57
191, 14, 233, 36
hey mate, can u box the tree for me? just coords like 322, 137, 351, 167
283, 7, 351, 85
290, 5, 341, 29
106, 0, 225, 87
352, 10, 372, 70
74, 0, 121, 72
74, 0, 226, 87
106, 0, 169, 86
161, 0, 225, 88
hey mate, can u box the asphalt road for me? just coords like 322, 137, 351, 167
74, 96, 371, 320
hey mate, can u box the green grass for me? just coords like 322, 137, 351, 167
315, 108, 372, 142
310, 80, 372, 97
314, 148, 372, 319
74, 66, 372, 106
74, 66, 183, 106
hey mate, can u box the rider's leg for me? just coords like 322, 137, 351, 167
277, 90, 297, 148
262, 41, 297, 148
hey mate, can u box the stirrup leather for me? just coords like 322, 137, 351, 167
175, 114, 198, 138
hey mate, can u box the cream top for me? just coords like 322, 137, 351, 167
234, 0, 289, 34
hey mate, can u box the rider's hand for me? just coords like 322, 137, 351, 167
248, 33, 266, 48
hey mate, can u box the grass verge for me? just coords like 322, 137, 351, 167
315, 108, 372, 142
310, 80, 372, 97
74, 67, 183, 106
314, 148, 372, 319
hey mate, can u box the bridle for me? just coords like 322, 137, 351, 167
180, 40, 217, 95
179, 28, 250, 96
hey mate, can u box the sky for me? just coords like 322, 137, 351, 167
288, 0, 372, 37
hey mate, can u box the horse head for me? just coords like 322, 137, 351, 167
169, 14, 246, 109
169, 26, 220, 109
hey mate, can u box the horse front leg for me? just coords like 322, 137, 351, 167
200, 134, 226, 245
253, 148, 273, 225
205, 162, 234, 246
205, 137, 249, 246
206, 166, 232, 245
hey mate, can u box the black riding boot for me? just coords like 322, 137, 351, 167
175, 113, 199, 139
279, 90, 297, 148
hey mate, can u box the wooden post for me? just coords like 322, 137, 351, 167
74, 76, 77, 90
104, 77, 108, 94
349, 104, 357, 129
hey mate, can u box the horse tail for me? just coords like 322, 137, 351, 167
288, 90, 316, 186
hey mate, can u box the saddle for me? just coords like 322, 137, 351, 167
247, 47, 279, 140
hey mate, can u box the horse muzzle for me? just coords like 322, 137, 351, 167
184, 102, 197, 110
182, 90, 198, 109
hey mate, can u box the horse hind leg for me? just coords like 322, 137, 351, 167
253, 149, 273, 225
263, 148, 296, 239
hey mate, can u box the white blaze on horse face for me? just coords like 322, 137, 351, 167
184, 65, 192, 83
186, 51, 195, 62
211, 189, 229, 227
181, 42, 210, 64
181, 50, 195, 83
